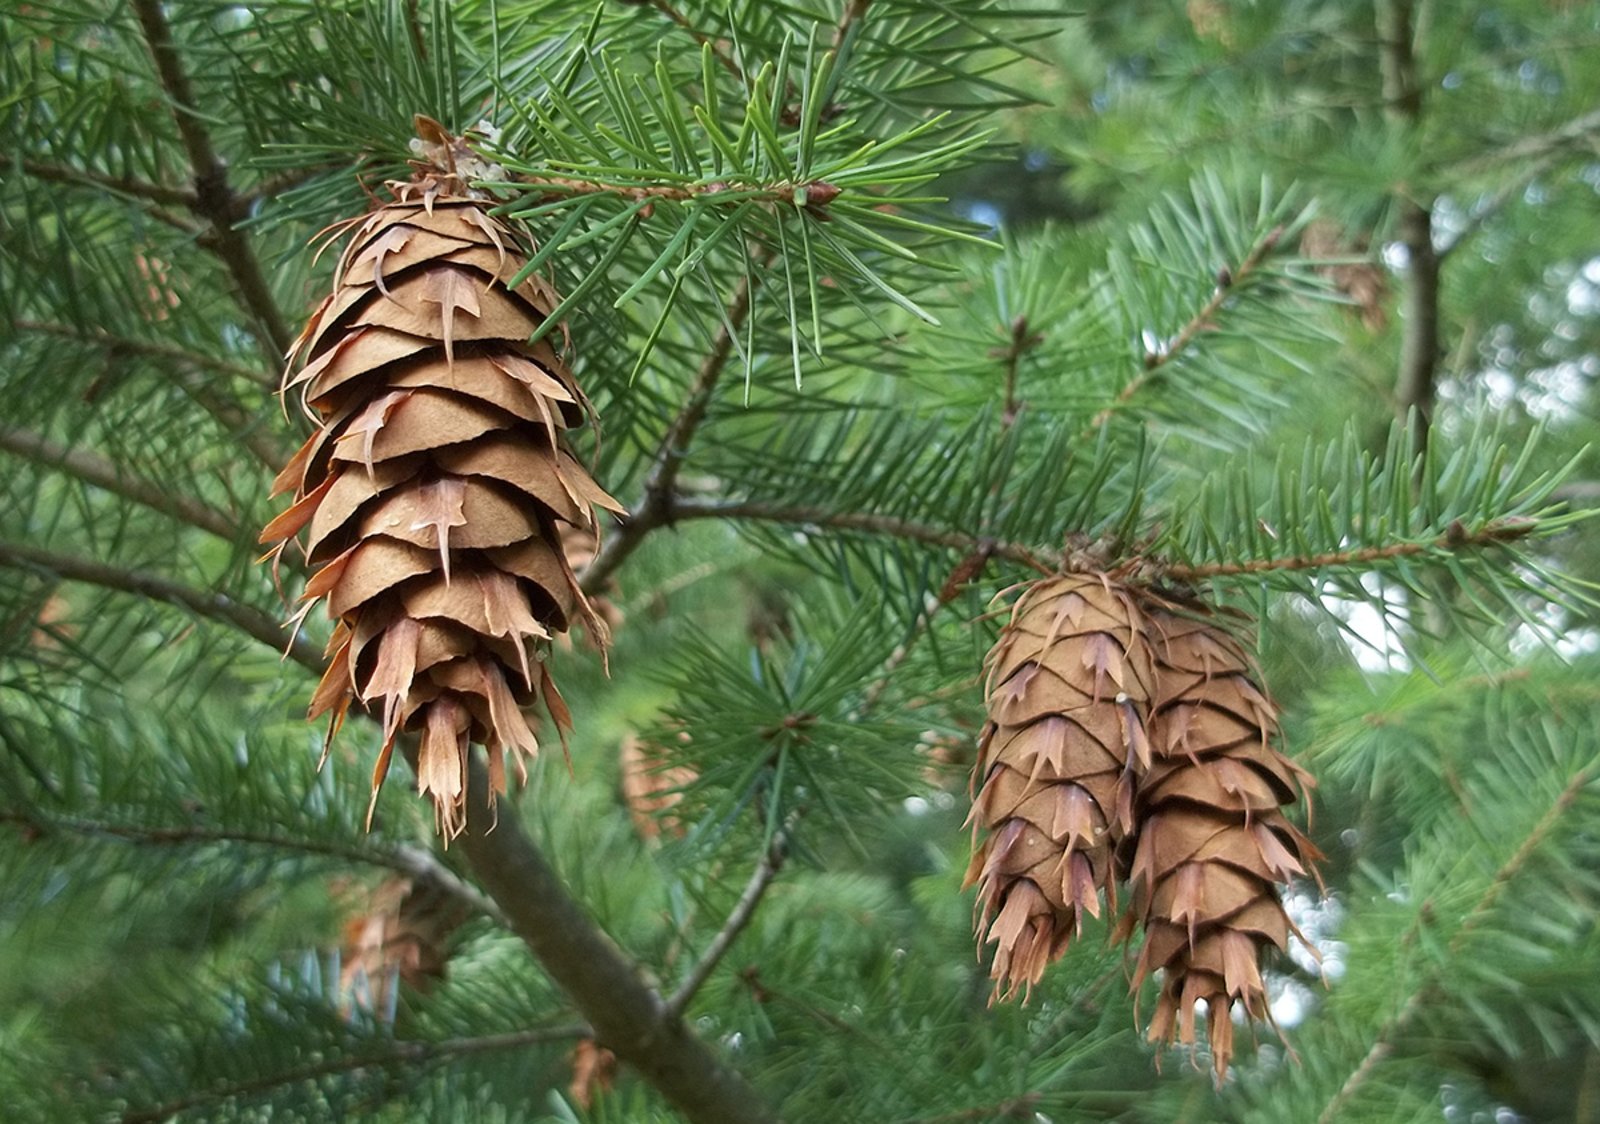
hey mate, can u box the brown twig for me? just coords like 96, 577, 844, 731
451, 754, 782, 1124
1081, 224, 1284, 438
130, 0, 292, 359
994, 314, 1042, 430
403, 0, 428, 63
118, 1025, 589, 1124
1453, 105, 1600, 175
11, 319, 273, 389
581, 271, 760, 593
659, 498, 1537, 590
15, 158, 202, 234
665, 831, 789, 1018
665, 496, 1053, 573
0, 539, 320, 671
832, 0, 873, 52
1377, 0, 1438, 454
0, 426, 237, 540
0, 812, 505, 925
515, 174, 840, 210
16, 158, 195, 208
1161, 519, 1535, 582
623, 0, 746, 84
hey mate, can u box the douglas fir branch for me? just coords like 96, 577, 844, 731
261, 150, 622, 839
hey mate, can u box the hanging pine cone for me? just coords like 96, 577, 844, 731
1125, 596, 1321, 1077
964, 573, 1157, 999
261, 132, 622, 838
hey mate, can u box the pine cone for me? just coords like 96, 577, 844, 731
338, 874, 472, 1017
568, 1038, 618, 1110
619, 731, 695, 844
964, 573, 1157, 1000
261, 170, 622, 838
1127, 597, 1321, 1077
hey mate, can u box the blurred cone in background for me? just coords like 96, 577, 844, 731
338, 874, 471, 1018
620, 731, 695, 845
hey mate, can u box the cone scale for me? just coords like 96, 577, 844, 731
262, 166, 622, 838
965, 573, 1158, 999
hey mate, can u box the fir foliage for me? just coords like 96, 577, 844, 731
4, 1, 1600, 1122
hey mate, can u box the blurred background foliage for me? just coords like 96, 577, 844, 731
3, 1, 1600, 1121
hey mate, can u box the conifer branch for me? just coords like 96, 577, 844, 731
232, 164, 351, 218
665, 496, 1053, 572
1455, 105, 1600, 173
0, 540, 318, 671
1082, 223, 1283, 437
859, 590, 942, 715
862, 321, 1051, 705
661, 499, 1541, 587
386, 843, 509, 925
0, 550, 776, 1121
901, 1095, 1041, 1124
11, 320, 274, 389
403, 0, 429, 63
11, 321, 286, 468
117, 1025, 589, 1124
666, 831, 788, 1018
1377, 0, 1439, 452
859, 319, 1039, 712
861, 534, 1003, 713
0, 426, 237, 540
832, 0, 874, 51
516, 174, 840, 209
1160, 519, 1536, 581
1314, 758, 1598, 1124
582, 272, 759, 591
0, 813, 504, 923
1438, 155, 1556, 261
130, 0, 293, 359
451, 754, 782, 1124
996, 314, 1039, 429
14, 159, 202, 234
15, 158, 196, 208
622, 0, 746, 84
162, 363, 289, 470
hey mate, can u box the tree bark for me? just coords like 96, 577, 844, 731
452, 755, 783, 1124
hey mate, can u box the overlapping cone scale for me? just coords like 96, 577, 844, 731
262, 180, 623, 838
965, 573, 1158, 1000
1127, 596, 1321, 1078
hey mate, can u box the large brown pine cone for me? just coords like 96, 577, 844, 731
261, 174, 622, 838
965, 573, 1158, 999
1127, 596, 1321, 1077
